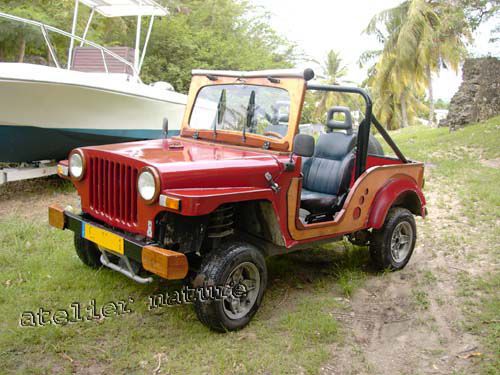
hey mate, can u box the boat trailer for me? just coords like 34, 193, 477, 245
0, 161, 58, 185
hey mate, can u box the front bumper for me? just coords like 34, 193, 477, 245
48, 204, 188, 281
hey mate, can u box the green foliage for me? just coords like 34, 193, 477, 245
305, 49, 366, 124
434, 98, 449, 109
362, 0, 471, 129
458, 0, 500, 31
140, 0, 298, 92
0, 0, 71, 62
0, 0, 297, 92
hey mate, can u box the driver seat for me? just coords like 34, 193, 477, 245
300, 107, 355, 217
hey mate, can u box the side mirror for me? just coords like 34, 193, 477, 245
162, 118, 169, 138
293, 134, 315, 157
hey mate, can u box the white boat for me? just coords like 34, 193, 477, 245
0, 0, 187, 163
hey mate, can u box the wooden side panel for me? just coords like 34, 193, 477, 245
287, 163, 424, 241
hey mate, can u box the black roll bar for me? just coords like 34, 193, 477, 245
306, 83, 408, 178
371, 116, 408, 163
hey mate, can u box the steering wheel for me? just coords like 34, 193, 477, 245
263, 131, 283, 139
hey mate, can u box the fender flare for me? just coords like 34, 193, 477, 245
367, 177, 426, 230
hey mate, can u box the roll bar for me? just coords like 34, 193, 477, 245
306, 83, 408, 179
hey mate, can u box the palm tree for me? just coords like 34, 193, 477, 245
363, 0, 469, 128
364, 0, 438, 128
422, 2, 470, 125
365, 48, 427, 130
312, 50, 349, 121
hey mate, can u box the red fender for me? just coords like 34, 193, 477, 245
161, 187, 274, 216
367, 177, 426, 229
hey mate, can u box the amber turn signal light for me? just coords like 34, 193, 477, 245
159, 195, 181, 211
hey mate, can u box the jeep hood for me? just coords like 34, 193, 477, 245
81, 138, 283, 190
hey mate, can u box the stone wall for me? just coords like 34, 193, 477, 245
442, 57, 500, 128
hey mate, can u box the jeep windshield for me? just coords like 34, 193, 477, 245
189, 84, 291, 139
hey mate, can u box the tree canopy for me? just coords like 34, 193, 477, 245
361, 0, 476, 129
0, 0, 298, 92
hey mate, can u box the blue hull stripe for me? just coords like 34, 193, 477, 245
0, 125, 180, 163
65, 128, 169, 139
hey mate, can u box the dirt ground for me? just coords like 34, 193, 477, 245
322, 179, 496, 375
0, 178, 79, 220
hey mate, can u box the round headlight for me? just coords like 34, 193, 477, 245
69, 152, 84, 179
138, 169, 158, 203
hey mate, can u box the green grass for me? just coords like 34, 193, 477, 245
1, 116, 499, 374
387, 117, 500, 224
412, 290, 430, 310
0, 212, 360, 374
458, 272, 500, 374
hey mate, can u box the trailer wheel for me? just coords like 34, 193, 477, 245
370, 207, 416, 271
194, 241, 267, 332
73, 233, 102, 268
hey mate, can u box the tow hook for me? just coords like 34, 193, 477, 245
264, 172, 281, 193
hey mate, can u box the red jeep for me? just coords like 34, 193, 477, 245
49, 69, 426, 331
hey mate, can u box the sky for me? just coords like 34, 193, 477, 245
254, 0, 499, 100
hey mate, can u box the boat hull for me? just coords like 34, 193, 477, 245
0, 64, 186, 162
0, 125, 180, 163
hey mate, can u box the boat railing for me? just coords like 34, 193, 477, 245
0, 11, 141, 79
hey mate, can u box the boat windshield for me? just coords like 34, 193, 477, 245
189, 84, 291, 139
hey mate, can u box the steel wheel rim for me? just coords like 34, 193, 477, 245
390, 221, 413, 263
223, 262, 260, 320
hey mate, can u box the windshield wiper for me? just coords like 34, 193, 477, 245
215, 88, 226, 137
243, 90, 256, 142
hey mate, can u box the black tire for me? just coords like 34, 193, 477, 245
369, 207, 416, 271
73, 233, 102, 268
349, 135, 385, 156
194, 241, 267, 332
368, 135, 384, 156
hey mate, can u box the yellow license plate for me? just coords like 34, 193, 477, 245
83, 224, 124, 255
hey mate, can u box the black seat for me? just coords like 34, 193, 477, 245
300, 107, 355, 216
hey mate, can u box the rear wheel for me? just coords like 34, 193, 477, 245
73, 233, 102, 268
194, 241, 267, 332
370, 207, 416, 271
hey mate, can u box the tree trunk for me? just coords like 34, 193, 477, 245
18, 36, 26, 63
400, 91, 408, 128
427, 64, 435, 127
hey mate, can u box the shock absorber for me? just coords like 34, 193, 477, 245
207, 205, 234, 239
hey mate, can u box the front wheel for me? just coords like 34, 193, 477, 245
194, 241, 267, 332
369, 207, 417, 271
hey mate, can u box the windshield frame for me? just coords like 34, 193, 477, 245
180, 74, 306, 152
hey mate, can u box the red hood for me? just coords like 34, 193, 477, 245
81, 138, 284, 190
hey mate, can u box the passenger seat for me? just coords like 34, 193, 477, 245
300, 107, 355, 216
